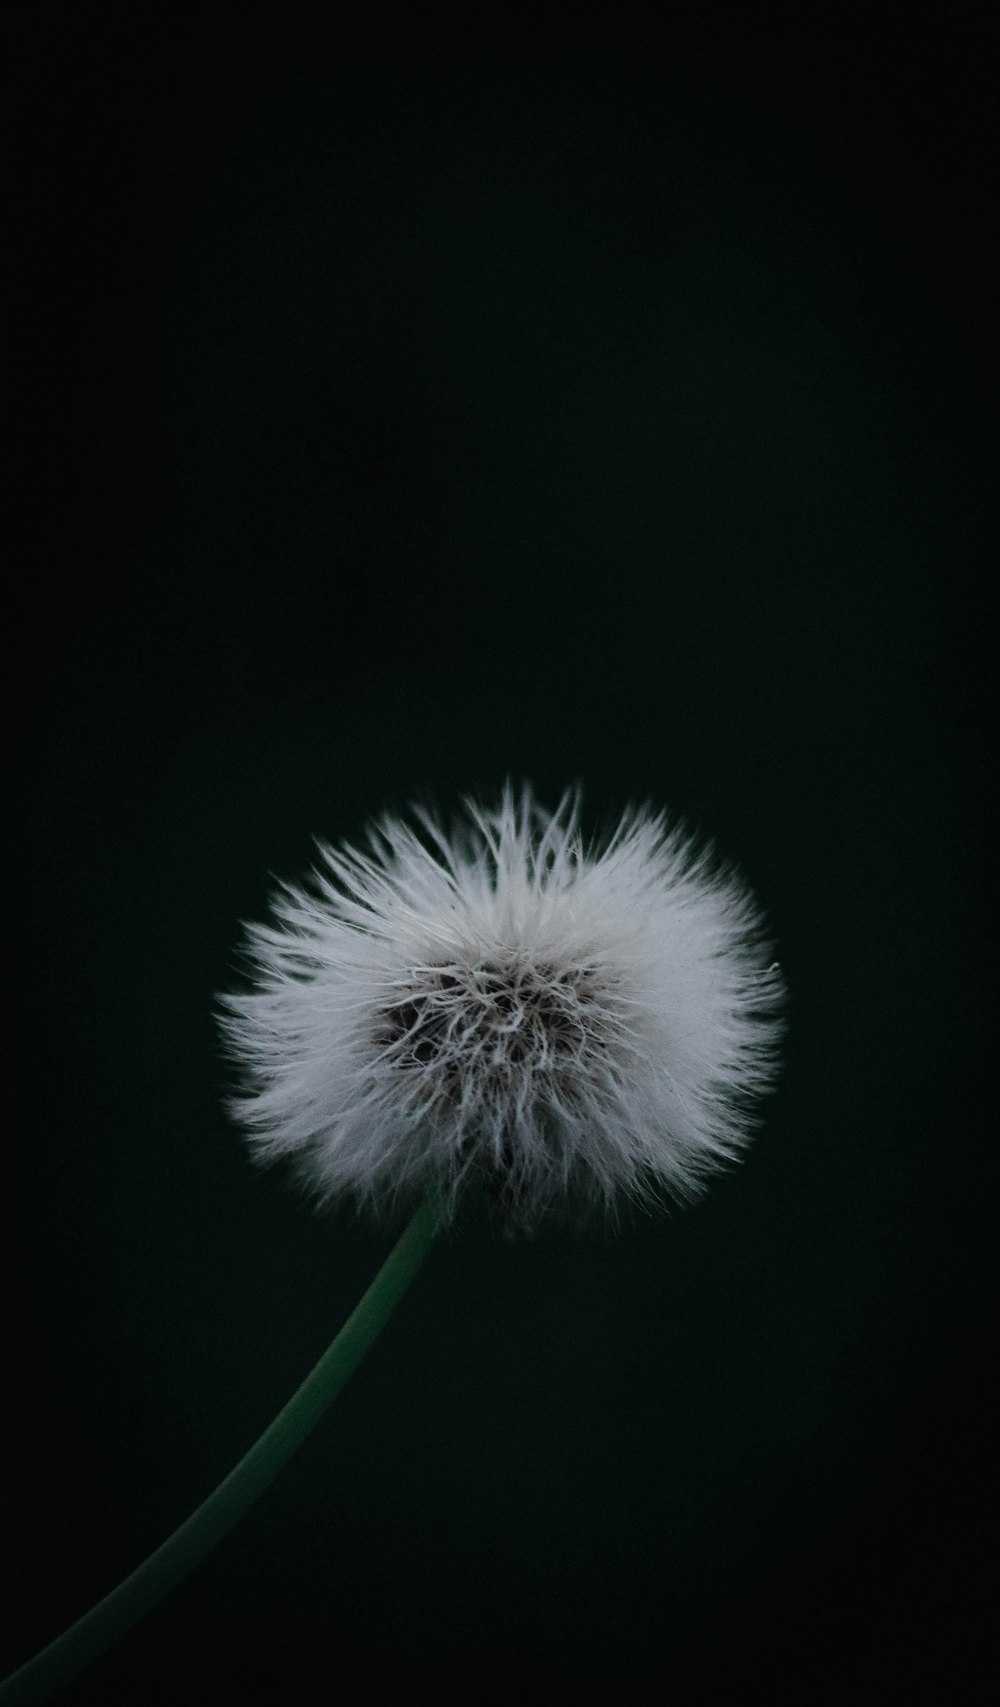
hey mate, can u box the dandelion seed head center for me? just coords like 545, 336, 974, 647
376, 956, 626, 1078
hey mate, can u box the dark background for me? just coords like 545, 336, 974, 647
4, 9, 996, 1704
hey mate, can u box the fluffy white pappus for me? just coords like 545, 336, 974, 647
218, 785, 786, 1231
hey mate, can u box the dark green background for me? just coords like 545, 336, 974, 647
6, 12, 995, 1704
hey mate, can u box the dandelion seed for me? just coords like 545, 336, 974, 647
219, 784, 786, 1229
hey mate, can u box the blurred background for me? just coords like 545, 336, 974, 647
5, 9, 996, 1703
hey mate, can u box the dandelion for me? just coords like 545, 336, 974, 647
219, 784, 785, 1230
1, 784, 784, 1705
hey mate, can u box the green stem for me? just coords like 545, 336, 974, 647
1, 1193, 444, 1706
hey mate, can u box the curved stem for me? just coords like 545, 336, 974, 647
1, 1193, 444, 1706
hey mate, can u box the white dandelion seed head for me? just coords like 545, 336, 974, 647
218, 785, 786, 1231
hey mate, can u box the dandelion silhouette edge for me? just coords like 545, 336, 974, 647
218, 784, 786, 1230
